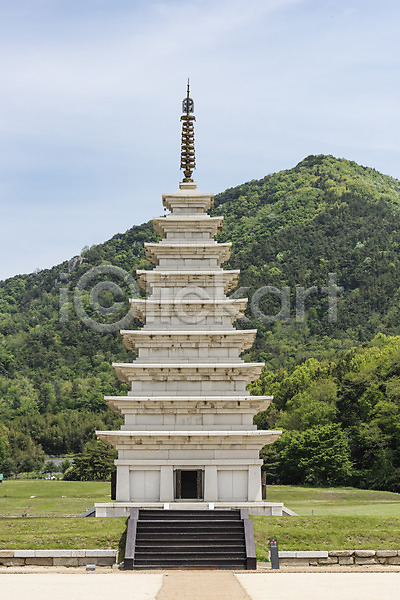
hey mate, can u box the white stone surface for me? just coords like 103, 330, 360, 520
0, 575, 163, 600
130, 470, 160, 501
295, 551, 329, 558
120, 329, 257, 354
160, 465, 174, 502
115, 465, 130, 502
14, 550, 35, 557
237, 574, 400, 600
145, 242, 232, 266
136, 269, 240, 294
94, 501, 285, 517
129, 298, 248, 325
218, 470, 248, 501
153, 215, 223, 238
96, 182, 281, 506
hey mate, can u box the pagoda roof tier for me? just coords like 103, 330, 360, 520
129, 298, 248, 323
120, 329, 257, 353
112, 361, 264, 384
136, 270, 240, 293
105, 395, 273, 415
162, 184, 214, 213
129, 298, 248, 326
96, 429, 282, 449
153, 215, 223, 237
144, 242, 232, 265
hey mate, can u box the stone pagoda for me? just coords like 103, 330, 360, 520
95, 84, 283, 517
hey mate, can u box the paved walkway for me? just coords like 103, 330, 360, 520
237, 572, 400, 600
2, 571, 400, 600
0, 573, 163, 600
156, 571, 251, 600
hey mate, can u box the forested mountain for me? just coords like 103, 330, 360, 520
1, 154, 400, 487
252, 333, 400, 491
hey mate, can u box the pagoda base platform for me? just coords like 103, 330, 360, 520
93, 501, 296, 517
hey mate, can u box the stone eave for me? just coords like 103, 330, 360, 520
112, 362, 264, 384
153, 215, 223, 237
144, 242, 232, 265
104, 395, 273, 415
120, 329, 257, 352
136, 270, 240, 293
96, 429, 282, 448
162, 187, 214, 212
129, 298, 248, 322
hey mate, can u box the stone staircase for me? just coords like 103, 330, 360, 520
124, 509, 256, 570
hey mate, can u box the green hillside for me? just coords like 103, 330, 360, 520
214, 154, 400, 366
1, 154, 400, 487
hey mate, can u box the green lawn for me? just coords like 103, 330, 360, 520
0, 481, 124, 551
252, 515, 400, 561
0, 517, 126, 550
0, 480, 111, 516
266, 485, 400, 517
2, 481, 400, 558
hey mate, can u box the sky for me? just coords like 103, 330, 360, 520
1, 0, 400, 281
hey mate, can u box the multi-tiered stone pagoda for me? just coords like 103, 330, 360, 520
95, 84, 283, 517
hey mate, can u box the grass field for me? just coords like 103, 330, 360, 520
267, 485, 400, 517
0, 481, 123, 551
0, 480, 111, 517
251, 516, 400, 560
2, 481, 400, 557
0, 517, 126, 549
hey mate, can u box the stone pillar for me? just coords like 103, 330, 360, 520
116, 465, 130, 502
248, 464, 262, 502
159, 465, 174, 502
204, 465, 218, 501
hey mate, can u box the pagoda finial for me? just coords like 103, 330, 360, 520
180, 79, 196, 183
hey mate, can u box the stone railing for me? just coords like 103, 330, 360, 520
0, 549, 117, 567
276, 550, 400, 566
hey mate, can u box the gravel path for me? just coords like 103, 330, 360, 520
156, 570, 252, 600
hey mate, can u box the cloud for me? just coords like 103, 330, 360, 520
1, 0, 400, 279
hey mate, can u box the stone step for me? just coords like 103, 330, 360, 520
137, 524, 244, 534
133, 558, 246, 568
125, 507, 255, 570
136, 545, 245, 553
136, 539, 245, 547
139, 509, 241, 520
136, 533, 244, 542
135, 548, 246, 556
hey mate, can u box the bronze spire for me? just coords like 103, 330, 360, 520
180, 79, 196, 182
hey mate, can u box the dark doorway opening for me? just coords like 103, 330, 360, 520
175, 469, 203, 500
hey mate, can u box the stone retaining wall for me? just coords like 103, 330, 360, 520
2, 548, 399, 568
276, 550, 400, 566
0, 549, 117, 567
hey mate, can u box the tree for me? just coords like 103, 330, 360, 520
276, 423, 353, 486
6, 430, 45, 473
63, 440, 116, 481
0, 425, 8, 461
277, 378, 337, 431
43, 460, 59, 473
60, 458, 72, 473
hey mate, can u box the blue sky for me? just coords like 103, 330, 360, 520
1, 0, 399, 280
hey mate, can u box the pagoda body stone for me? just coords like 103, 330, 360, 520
95, 181, 283, 516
